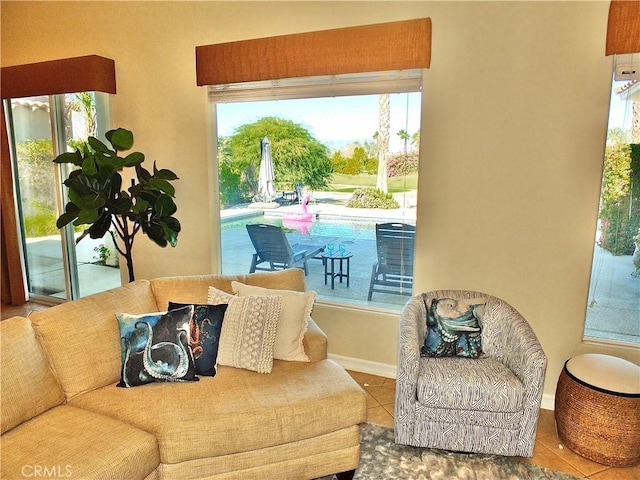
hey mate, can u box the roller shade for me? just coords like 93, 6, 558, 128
606, 0, 640, 55
196, 17, 431, 86
1, 55, 116, 99
209, 69, 423, 103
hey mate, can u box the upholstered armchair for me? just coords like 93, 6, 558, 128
395, 290, 547, 457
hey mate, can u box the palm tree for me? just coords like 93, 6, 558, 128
376, 94, 390, 193
397, 129, 410, 154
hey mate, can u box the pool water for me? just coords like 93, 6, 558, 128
222, 215, 377, 240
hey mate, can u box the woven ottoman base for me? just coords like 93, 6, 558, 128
555, 355, 640, 467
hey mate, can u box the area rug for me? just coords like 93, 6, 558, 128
317, 423, 582, 480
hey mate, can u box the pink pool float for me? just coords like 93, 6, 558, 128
283, 194, 314, 233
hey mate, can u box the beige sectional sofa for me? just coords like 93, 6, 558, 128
1, 269, 367, 480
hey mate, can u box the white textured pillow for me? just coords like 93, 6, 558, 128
216, 295, 281, 374
231, 281, 314, 362
207, 286, 235, 305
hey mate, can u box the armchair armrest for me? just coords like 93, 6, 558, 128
481, 298, 547, 453
395, 295, 427, 443
481, 299, 547, 388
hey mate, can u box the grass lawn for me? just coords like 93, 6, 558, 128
327, 173, 418, 193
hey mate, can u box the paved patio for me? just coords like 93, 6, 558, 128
585, 244, 640, 344
221, 191, 417, 311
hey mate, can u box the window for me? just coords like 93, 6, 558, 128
584, 72, 639, 345
4, 92, 119, 301
209, 71, 422, 310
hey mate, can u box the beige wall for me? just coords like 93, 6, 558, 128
2, 1, 637, 398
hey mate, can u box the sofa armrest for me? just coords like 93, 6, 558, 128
304, 317, 328, 362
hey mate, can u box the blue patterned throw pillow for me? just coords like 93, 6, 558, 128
421, 296, 485, 358
168, 302, 227, 377
116, 306, 199, 388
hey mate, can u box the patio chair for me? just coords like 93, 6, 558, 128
367, 222, 415, 300
246, 223, 323, 276
273, 182, 305, 206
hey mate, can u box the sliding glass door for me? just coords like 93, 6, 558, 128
5, 92, 120, 301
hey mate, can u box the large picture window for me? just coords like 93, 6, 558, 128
210, 71, 421, 310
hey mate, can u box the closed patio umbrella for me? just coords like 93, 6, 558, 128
257, 137, 276, 201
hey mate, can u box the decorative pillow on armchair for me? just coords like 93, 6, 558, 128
231, 281, 314, 362
421, 296, 486, 358
168, 302, 227, 377
116, 306, 199, 388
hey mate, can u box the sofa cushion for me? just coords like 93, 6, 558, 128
417, 356, 523, 412
1, 317, 65, 434
30, 280, 159, 399
232, 281, 314, 362
217, 295, 281, 373
158, 426, 360, 480
1, 405, 159, 480
69, 359, 367, 465
116, 307, 199, 387
168, 302, 227, 376
149, 269, 306, 308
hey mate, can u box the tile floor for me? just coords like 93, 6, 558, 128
2, 303, 637, 479
347, 370, 639, 480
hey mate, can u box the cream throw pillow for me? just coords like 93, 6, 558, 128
216, 295, 281, 374
207, 286, 235, 305
231, 282, 314, 362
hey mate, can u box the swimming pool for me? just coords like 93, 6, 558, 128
221, 214, 378, 240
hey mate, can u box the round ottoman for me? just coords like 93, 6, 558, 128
555, 353, 640, 467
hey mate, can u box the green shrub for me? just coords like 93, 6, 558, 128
387, 152, 419, 177
599, 143, 639, 255
364, 157, 378, 175
24, 207, 58, 238
219, 160, 251, 207
346, 187, 400, 209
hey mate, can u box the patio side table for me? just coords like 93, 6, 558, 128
322, 250, 353, 289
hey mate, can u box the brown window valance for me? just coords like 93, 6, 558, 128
1, 55, 116, 99
606, 0, 640, 55
196, 17, 431, 86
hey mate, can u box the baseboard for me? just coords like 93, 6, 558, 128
328, 354, 397, 379
329, 353, 556, 411
541, 393, 555, 411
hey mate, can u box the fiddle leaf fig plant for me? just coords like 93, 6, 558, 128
54, 127, 180, 282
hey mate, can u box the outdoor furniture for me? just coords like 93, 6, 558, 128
246, 224, 323, 276
395, 290, 547, 457
555, 354, 640, 467
274, 190, 298, 206
367, 222, 415, 300
274, 183, 305, 206
322, 249, 353, 289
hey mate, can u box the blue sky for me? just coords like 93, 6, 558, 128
609, 80, 634, 130
216, 92, 422, 154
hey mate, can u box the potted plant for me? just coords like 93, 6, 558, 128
53, 127, 180, 282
